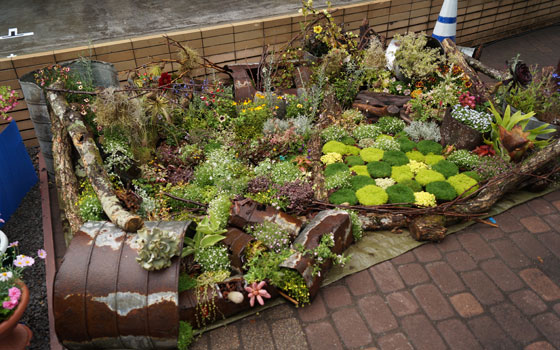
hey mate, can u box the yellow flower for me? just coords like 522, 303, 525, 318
313, 25, 323, 34
232, 101, 237, 106
255, 106, 262, 111
410, 89, 423, 99
414, 191, 437, 207
275, 106, 279, 109
297, 103, 303, 108
242, 109, 246, 113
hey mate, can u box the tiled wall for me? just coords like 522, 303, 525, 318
1, 0, 558, 146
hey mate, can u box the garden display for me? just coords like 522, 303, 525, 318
23, 2, 560, 349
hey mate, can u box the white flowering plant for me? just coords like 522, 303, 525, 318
451, 105, 493, 133
1, 241, 46, 321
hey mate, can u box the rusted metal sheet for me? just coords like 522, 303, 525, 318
227, 64, 258, 103
280, 210, 353, 299
222, 227, 255, 273
229, 199, 303, 237
53, 221, 192, 349
178, 276, 278, 327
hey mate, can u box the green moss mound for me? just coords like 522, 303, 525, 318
350, 165, 369, 177
356, 185, 388, 206
350, 175, 375, 191
322, 140, 346, 155
391, 165, 414, 183
417, 140, 443, 155
325, 162, 350, 177
340, 136, 357, 145
462, 171, 482, 182
398, 137, 417, 153
448, 173, 479, 197
386, 184, 415, 204
345, 145, 361, 156
360, 148, 384, 162
329, 188, 358, 205
367, 161, 392, 178
431, 160, 459, 178
405, 150, 425, 162
382, 150, 409, 166
426, 181, 458, 201
400, 179, 423, 192
345, 155, 365, 166
424, 154, 445, 165
415, 169, 446, 186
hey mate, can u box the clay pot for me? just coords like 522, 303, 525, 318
0, 280, 33, 349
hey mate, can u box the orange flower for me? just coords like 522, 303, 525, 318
411, 89, 423, 98
464, 80, 473, 88
415, 81, 424, 88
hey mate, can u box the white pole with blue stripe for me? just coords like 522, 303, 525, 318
432, 0, 457, 42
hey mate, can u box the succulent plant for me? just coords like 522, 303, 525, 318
136, 227, 182, 271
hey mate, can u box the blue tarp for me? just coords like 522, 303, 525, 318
0, 120, 38, 228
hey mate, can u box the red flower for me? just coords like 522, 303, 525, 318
158, 72, 172, 87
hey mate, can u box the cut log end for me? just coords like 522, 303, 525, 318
408, 215, 447, 242
123, 216, 144, 233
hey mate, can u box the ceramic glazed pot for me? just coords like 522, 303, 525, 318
0, 280, 33, 349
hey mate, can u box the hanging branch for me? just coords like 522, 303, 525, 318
47, 81, 144, 232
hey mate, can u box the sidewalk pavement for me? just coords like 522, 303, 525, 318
190, 24, 560, 350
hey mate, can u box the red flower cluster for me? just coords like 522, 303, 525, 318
158, 72, 172, 87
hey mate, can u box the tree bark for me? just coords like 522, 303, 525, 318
49, 105, 83, 241
408, 215, 446, 242
359, 212, 407, 231
462, 55, 508, 81
47, 82, 143, 232
441, 39, 489, 101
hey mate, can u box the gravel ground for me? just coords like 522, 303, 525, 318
2, 146, 50, 350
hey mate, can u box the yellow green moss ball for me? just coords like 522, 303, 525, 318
406, 150, 425, 162
414, 191, 437, 207
415, 169, 446, 186
391, 165, 414, 183
447, 173, 479, 197
356, 185, 388, 206
425, 154, 445, 166
360, 148, 384, 162
350, 165, 370, 177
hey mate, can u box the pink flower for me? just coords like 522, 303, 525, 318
2, 299, 18, 310
8, 287, 21, 301
37, 249, 47, 259
8, 241, 18, 247
244, 281, 272, 307
13, 255, 34, 267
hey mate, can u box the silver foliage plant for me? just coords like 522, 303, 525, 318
404, 120, 441, 142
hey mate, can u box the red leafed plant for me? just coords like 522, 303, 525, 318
472, 144, 495, 157
158, 72, 172, 87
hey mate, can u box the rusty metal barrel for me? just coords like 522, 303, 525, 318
53, 221, 192, 350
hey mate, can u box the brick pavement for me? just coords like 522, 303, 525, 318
191, 25, 560, 350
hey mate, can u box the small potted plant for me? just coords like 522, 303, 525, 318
0, 241, 46, 348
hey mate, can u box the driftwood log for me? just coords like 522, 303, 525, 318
49, 105, 83, 242
463, 55, 508, 81
441, 39, 489, 100
353, 91, 410, 118
47, 82, 143, 232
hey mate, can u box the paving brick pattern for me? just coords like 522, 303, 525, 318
191, 27, 560, 349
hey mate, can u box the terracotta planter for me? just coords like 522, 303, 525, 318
0, 280, 33, 349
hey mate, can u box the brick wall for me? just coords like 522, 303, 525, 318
1, 0, 558, 146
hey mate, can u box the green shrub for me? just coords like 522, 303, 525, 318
356, 185, 388, 206
322, 140, 347, 155
367, 161, 392, 178
415, 169, 446, 186
447, 173, 479, 197
398, 137, 416, 152
177, 321, 194, 350
431, 160, 459, 178
340, 136, 357, 145
462, 170, 481, 182
405, 150, 425, 162
345, 155, 365, 166
329, 188, 358, 205
325, 162, 350, 177
382, 150, 409, 166
321, 125, 349, 142
426, 181, 457, 201
417, 140, 443, 155
350, 165, 370, 177
386, 184, 415, 204
391, 165, 414, 183
376, 116, 406, 134
360, 148, 384, 162
350, 175, 375, 191
400, 179, 423, 192
424, 154, 445, 165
